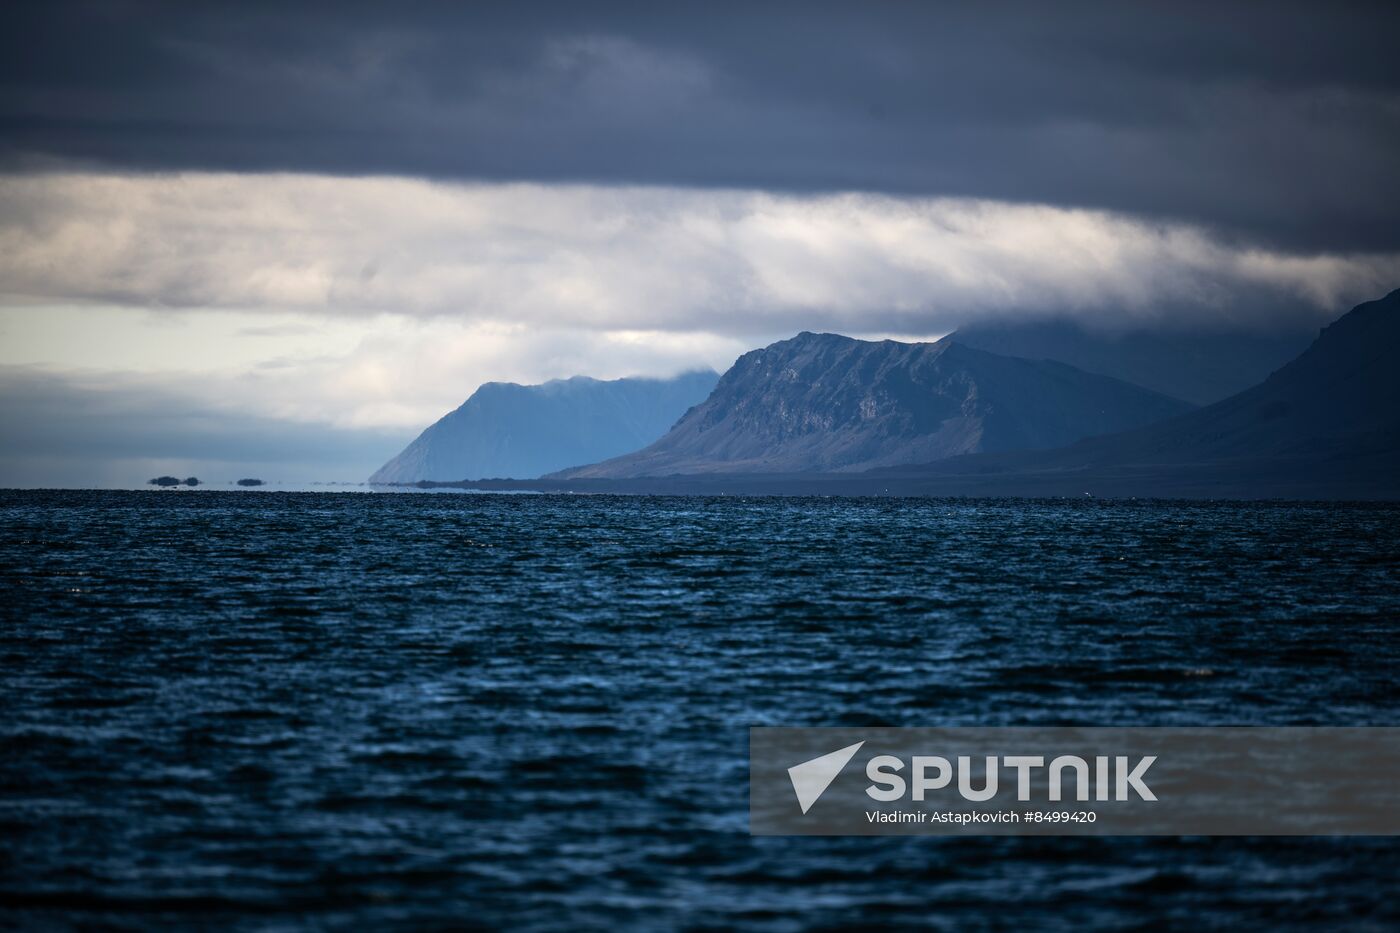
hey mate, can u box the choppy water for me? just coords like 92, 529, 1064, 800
2, 490, 1398, 930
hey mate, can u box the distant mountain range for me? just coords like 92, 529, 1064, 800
552, 332, 1192, 477
882, 285, 1400, 495
419, 288, 1400, 499
369, 371, 718, 483
951, 318, 1313, 406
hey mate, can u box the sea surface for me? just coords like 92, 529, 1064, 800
2, 490, 1398, 931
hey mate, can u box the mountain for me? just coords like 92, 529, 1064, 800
1004, 288, 1400, 464
551, 333, 1192, 478
838, 287, 1400, 497
951, 318, 1313, 406
369, 370, 719, 483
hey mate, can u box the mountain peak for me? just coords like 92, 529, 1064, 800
552, 333, 1191, 478
773, 331, 860, 349
370, 370, 719, 482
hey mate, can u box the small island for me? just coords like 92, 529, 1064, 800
236, 478, 265, 487
148, 476, 200, 487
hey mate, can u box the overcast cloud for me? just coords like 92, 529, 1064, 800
4, 2, 1398, 251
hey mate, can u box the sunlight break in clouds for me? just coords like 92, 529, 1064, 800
4, 172, 1397, 337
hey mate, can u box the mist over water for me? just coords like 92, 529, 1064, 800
2, 491, 1398, 929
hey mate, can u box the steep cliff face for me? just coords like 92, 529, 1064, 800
553, 332, 1191, 477
370, 370, 719, 482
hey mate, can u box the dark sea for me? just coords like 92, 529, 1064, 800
2, 490, 1398, 931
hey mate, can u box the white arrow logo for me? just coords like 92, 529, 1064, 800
787, 741, 865, 814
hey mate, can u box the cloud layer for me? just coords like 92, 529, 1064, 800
0, 306, 744, 431
4, 172, 1396, 340
5, 3, 1398, 251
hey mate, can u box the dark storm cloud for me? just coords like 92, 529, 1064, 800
3, 1, 1398, 252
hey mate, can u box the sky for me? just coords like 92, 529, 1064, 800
2, 1, 1398, 486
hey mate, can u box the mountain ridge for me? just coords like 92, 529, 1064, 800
427, 289, 1400, 499
369, 369, 719, 483
950, 318, 1314, 406
551, 332, 1193, 478
967, 286, 1400, 468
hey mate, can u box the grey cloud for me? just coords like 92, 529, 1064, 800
2, 1, 1397, 251
2, 175, 1395, 338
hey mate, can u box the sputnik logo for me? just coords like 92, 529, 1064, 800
787, 741, 865, 814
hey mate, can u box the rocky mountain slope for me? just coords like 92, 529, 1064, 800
552, 333, 1191, 477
